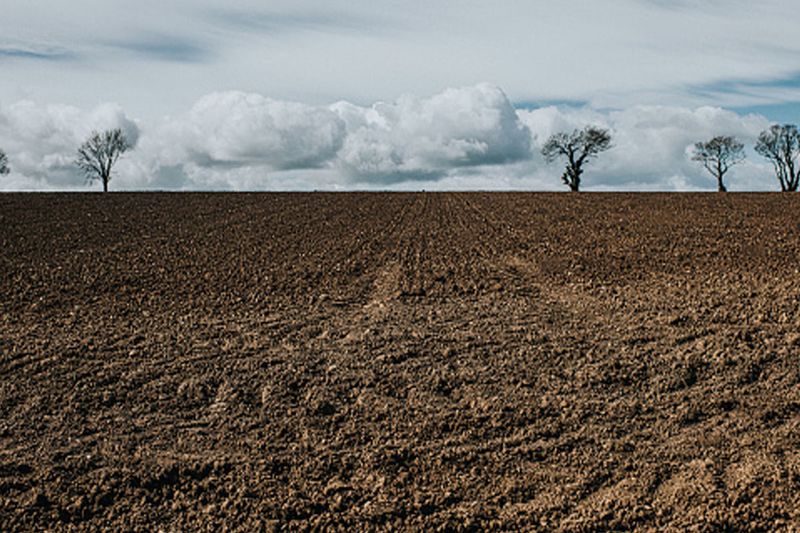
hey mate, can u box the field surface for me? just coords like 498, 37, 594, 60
1, 192, 799, 531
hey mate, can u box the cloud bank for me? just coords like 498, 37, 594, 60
0, 84, 782, 192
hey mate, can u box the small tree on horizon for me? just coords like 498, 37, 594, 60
0, 148, 9, 175
541, 126, 612, 192
75, 129, 132, 192
691, 135, 745, 192
755, 124, 800, 192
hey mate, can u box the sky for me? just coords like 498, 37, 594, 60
1, 0, 800, 191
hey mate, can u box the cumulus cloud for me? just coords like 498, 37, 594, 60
158, 91, 345, 170
130, 84, 533, 189
0, 84, 786, 192
332, 84, 531, 182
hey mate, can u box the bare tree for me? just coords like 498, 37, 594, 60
75, 129, 132, 192
541, 126, 612, 192
691, 136, 745, 192
755, 124, 800, 192
0, 148, 9, 175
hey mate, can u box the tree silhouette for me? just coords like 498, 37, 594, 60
75, 129, 132, 192
0, 148, 9, 175
541, 126, 612, 192
691, 136, 745, 192
755, 124, 800, 192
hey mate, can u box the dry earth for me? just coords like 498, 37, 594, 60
1, 192, 799, 531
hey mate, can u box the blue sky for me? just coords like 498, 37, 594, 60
1, 0, 799, 190
740, 103, 800, 126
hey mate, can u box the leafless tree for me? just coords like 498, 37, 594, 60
755, 124, 800, 192
75, 129, 132, 192
0, 148, 9, 175
691, 136, 745, 192
541, 126, 612, 192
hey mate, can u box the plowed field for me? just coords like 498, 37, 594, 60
1, 193, 799, 531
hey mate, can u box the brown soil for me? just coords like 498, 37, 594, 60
1, 192, 799, 531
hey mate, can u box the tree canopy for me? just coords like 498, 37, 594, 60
0, 149, 9, 175
691, 136, 745, 192
755, 124, 800, 192
541, 126, 612, 191
75, 129, 132, 192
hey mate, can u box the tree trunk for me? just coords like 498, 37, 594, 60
103, 180, 108, 193
568, 164, 581, 192
715, 162, 727, 192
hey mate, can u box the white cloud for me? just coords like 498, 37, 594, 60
0, 85, 786, 192
158, 91, 345, 170
332, 84, 531, 182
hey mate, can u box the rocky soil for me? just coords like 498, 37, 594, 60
1, 192, 798, 531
